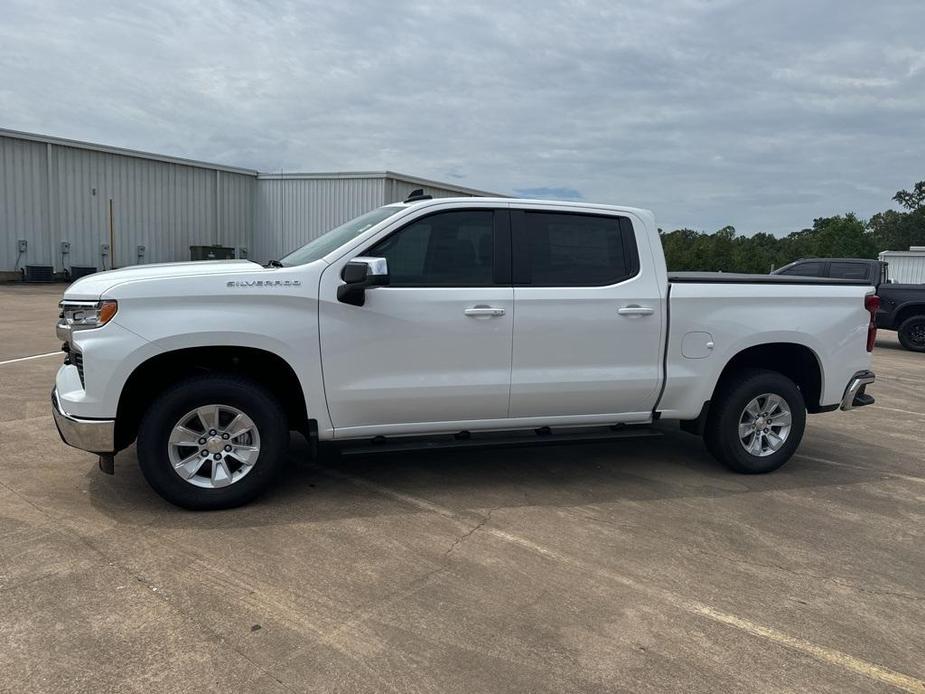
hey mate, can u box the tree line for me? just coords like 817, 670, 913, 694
659, 180, 925, 273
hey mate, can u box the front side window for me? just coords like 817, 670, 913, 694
780, 261, 824, 277
518, 212, 638, 286
279, 205, 406, 266
368, 210, 495, 286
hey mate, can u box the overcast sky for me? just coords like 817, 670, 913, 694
2, 0, 924, 234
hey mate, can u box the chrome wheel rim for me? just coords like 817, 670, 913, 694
167, 404, 261, 489
738, 393, 792, 458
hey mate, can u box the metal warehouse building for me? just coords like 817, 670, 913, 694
0, 128, 498, 278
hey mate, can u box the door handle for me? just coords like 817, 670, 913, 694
618, 305, 654, 316
464, 305, 505, 317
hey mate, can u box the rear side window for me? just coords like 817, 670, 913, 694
829, 262, 870, 280
780, 261, 824, 277
515, 212, 639, 286
367, 210, 495, 286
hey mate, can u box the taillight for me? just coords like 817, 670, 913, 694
865, 295, 880, 352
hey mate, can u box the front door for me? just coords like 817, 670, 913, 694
509, 208, 664, 421
319, 208, 513, 435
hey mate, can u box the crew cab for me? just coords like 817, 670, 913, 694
773, 257, 925, 351
53, 196, 878, 509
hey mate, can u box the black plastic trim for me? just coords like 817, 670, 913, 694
493, 209, 512, 285
679, 400, 710, 435
810, 404, 839, 414
652, 282, 671, 416
511, 209, 529, 285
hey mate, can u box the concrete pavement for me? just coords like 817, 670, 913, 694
1, 283, 922, 693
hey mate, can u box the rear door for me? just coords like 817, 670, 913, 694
509, 208, 663, 421
828, 261, 875, 282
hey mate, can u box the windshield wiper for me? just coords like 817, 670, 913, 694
265, 259, 284, 268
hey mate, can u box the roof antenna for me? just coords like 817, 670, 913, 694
404, 188, 433, 203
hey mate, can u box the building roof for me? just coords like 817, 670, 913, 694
0, 127, 259, 175
256, 170, 500, 197
0, 127, 502, 196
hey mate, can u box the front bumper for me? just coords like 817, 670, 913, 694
52, 388, 116, 454
840, 370, 876, 411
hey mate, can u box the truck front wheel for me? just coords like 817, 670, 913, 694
704, 368, 806, 474
897, 316, 925, 352
137, 375, 289, 509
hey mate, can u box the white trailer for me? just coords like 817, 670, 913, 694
880, 247, 925, 284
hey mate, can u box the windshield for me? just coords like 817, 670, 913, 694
278, 205, 406, 266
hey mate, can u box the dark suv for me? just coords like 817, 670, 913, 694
773, 258, 925, 352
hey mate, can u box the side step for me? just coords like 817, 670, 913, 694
337, 425, 661, 456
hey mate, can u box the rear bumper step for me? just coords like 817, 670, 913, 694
840, 370, 876, 411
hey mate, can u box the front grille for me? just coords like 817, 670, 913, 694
72, 351, 85, 387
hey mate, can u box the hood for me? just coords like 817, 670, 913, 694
63, 260, 263, 299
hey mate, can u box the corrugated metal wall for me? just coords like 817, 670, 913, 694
217, 171, 257, 254
254, 176, 386, 262
1, 130, 498, 272
253, 175, 494, 262
384, 176, 480, 203
0, 136, 51, 272
1, 133, 256, 273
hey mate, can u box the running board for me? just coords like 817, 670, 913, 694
336, 425, 661, 456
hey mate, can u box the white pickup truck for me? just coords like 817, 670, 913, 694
53, 194, 879, 509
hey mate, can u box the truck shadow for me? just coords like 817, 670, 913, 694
86, 426, 899, 530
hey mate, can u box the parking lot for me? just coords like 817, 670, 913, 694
0, 282, 922, 693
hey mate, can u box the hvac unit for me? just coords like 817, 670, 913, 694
69, 266, 98, 281
190, 245, 236, 261
24, 265, 54, 282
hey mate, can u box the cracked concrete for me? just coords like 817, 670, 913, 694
1, 283, 923, 693
444, 506, 500, 557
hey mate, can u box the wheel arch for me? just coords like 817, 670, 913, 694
682, 341, 825, 434
894, 302, 925, 327
714, 342, 824, 412
115, 346, 309, 450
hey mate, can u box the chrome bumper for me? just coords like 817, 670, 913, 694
840, 370, 876, 411
51, 388, 115, 453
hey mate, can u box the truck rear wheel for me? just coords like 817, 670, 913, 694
137, 375, 288, 509
704, 368, 806, 474
897, 316, 925, 352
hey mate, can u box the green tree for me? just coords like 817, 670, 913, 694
659, 179, 925, 272
805, 214, 878, 258
892, 181, 925, 211
869, 180, 925, 251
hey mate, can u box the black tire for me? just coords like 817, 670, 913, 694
137, 374, 289, 510
704, 368, 806, 474
897, 315, 925, 352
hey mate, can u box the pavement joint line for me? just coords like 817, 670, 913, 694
796, 454, 925, 485
0, 351, 61, 366
870, 405, 924, 417
318, 465, 925, 693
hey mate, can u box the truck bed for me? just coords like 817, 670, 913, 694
668, 272, 873, 286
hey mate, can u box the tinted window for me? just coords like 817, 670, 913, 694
521, 212, 637, 286
829, 262, 870, 280
780, 262, 824, 277
368, 210, 494, 286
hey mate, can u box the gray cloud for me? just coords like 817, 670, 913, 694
2, 0, 923, 235
514, 187, 584, 200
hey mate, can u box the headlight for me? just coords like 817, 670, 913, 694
58, 300, 118, 332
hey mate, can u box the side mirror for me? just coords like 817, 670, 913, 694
337, 257, 389, 306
